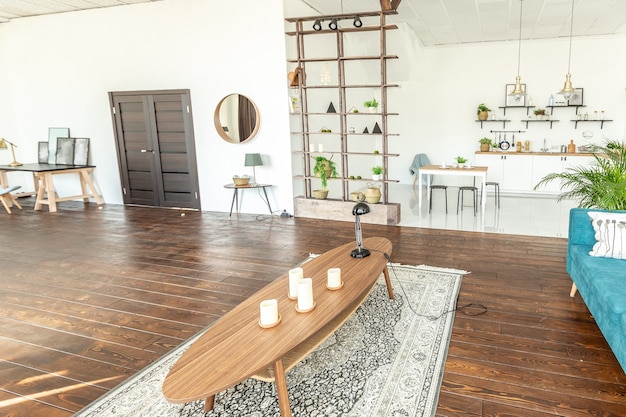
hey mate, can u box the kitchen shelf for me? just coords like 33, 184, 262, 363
523, 120, 559, 129
571, 119, 612, 129
476, 119, 510, 128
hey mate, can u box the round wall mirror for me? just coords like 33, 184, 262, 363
214, 94, 260, 143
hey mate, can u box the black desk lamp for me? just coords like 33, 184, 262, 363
351, 202, 370, 258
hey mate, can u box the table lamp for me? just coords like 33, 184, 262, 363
0, 138, 22, 167
351, 202, 371, 258
244, 153, 263, 184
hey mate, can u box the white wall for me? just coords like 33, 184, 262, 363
391, 34, 626, 184
0, 0, 294, 215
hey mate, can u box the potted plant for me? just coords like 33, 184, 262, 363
371, 165, 383, 181
534, 139, 626, 210
456, 156, 468, 168
477, 103, 490, 121
364, 97, 379, 113
534, 108, 547, 120
312, 155, 338, 199
479, 137, 492, 152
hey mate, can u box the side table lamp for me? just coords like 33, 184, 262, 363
244, 153, 263, 184
0, 138, 22, 167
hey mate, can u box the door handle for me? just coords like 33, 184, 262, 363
140, 149, 154, 153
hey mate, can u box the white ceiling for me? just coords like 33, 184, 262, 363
293, 0, 626, 46
1, 0, 625, 46
0, 0, 161, 23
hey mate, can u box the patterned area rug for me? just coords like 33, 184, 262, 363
75, 264, 466, 417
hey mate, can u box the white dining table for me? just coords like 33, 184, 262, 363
417, 164, 488, 215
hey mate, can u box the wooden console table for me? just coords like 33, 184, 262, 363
163, 237, 393, 416
0, 163, 103, 213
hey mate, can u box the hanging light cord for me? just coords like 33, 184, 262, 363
516, 0, 523, 76
566, 0, 574, 73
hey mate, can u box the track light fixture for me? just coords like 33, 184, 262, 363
311, 15, 363, 31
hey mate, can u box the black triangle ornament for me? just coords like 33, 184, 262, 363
327, 102, 336, 113
363, 127, 369, 134
372, 122, 382, 134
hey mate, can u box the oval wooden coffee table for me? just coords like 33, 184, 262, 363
162, 237, 393, 417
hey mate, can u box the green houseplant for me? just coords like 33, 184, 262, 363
477, 103, 490, 121
364, 97, 379, 112
312, 155, 338, 199
479, 137, 492, 152
456, 156, 468, 168
534, 139, 626, 210
371, 165, 383, 180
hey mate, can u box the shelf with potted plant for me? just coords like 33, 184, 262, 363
523, 109, 559, 129
286, 10, 401, 211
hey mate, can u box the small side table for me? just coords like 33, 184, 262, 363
224, 183, 272, 219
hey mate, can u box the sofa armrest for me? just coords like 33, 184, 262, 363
568, 208, 603, 246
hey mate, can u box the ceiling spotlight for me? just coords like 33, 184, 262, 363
329, 19, 338, 30
353, 16, 362, 28
312, 19, 322, 31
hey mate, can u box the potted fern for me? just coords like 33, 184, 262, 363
312, 155, 338, 199
534, 139, 626, 210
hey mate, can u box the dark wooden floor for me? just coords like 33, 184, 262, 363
1, 200, 625, 417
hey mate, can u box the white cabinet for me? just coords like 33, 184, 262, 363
475, 153, 533, 192
532, 154, 595, 193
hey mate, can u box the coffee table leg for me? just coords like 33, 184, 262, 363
383, 266, 394, 299
204, 394, 215, 412
273, 359, 292, 417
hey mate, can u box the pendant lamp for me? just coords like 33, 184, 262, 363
508, 0, 525, 102
558, 0, 576, 100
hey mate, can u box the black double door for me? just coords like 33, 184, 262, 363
109, 89, 201, 209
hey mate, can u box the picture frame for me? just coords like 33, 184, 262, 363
505, 84, 527, 107
56, 137, 75, 165
38, 142, 49, 163
73, 138, 90, 165
48, 127, 70, 164
567, 88, 584, 106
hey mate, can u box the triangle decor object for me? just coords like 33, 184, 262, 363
372, 122, 382, 134
363, 127, 369, 134
327, 102, 336, 113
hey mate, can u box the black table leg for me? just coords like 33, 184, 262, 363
229, 189, 238, 219
261, 187, 272, 215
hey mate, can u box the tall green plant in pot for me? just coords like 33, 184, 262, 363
312, 155, 338, 199
534, 139, 626, 210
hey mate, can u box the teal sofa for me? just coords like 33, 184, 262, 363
567, 208, 626, 372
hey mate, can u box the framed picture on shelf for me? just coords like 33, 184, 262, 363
567, 88, 584, 106
505, 84, 527, 107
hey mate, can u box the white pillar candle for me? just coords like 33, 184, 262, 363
297, 278, 314, 311
327, 268, 341, 288
259, 299, 278, 326
288, 268, 303, 298
309, 144, 316, 152
318, 143, 324, 152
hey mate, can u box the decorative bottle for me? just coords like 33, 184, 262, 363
568, 139, 576, 154
548, 94, 554, 106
